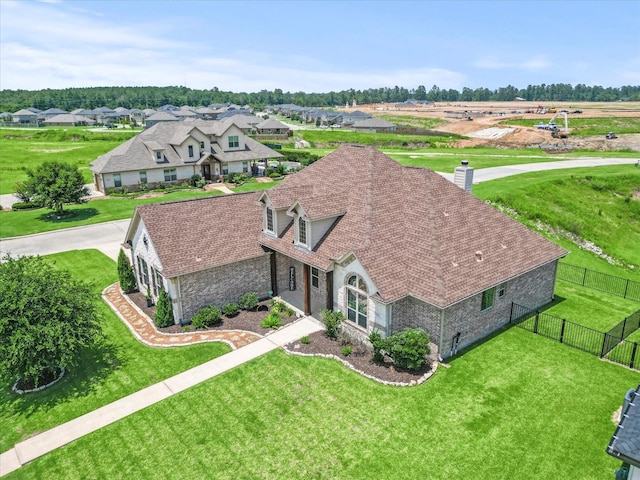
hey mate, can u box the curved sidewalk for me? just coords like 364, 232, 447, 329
103, 283, 261, 349
0, 287, 323, 477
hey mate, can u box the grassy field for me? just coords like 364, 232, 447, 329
502, 116, 640, 136
6, 327, 638, 480
0, 249, 230, 452
297, 129, 461, 147
0, 127, 137, 194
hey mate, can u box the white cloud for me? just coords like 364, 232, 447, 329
474, 55, 551, 71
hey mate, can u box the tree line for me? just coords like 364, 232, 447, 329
1, 83, 638, 112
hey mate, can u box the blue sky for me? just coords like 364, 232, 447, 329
1, 0, 639, 93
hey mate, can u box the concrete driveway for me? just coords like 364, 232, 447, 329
0, 219, 130, 261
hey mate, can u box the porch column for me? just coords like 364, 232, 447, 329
303, 264, 311, 315
270, 251, 278, 296
326, 271, 334, 311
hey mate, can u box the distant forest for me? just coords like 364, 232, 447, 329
1, 84, 639, 112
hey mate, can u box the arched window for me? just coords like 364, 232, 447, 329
346, 274, 368, 328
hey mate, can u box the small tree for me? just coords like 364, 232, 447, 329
117, 249, 137, 294
386, 328, 431, 371
154, 289, 174, 328
20, 160, 90, 215
0, 254, 103, 387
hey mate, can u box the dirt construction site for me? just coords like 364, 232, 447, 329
343, 101, 640, 152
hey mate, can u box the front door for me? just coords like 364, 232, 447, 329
202, 164, 211, 180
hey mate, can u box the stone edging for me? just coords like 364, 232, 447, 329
12, 367, 65, 394
283, 347, 438, 387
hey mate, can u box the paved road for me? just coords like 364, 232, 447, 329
0, 219, 130, 261
1, 158, 638, 261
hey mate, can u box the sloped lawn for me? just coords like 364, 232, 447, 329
7, 326, 639, 479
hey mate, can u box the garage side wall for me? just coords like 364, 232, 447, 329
179, 255, 271, 322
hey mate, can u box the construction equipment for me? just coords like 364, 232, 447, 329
548, 111, 569, 138
606, 132, 617, 139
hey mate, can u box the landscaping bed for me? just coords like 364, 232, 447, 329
285, 331, 434, 385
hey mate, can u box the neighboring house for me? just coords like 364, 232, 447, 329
125, 145, 566, 358
144, 111, 179, 128
607, 384, 640, 480
351, 118, 397, 132
256, 118, 290, 138
90, 119, 282, 192
40, 108, 68, 119
341, 110, 372, 127
43, 114, 96, 126
11, 109, 39, 125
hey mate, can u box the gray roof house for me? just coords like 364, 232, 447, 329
12, 109, 39, 124
144, 111, 179, 128
43, 113, 96, 126
352, 118, 396, 132
124, 145, 566, 358
40, 108, 68, 119
607, 384, 640, 478
90, 120, 282, 193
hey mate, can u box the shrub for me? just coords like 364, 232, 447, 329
222, 303, 239, 317
368, 329, 388, 363
11, 201, 39, 210
154, 289, 175, 328
386, 328, 430, 371
191, 305, 222, 329
270, 300, 293, 317
341, 346, 352, 357
189, 174, 202, 187
321, 309, 344, 339
227, 172, 250, 184
117, 249, 137, 294
260, 311, 283, 329
238, 291, 259, 310
155, 183, 166, 190
195, 179, 206, 188
300, 336, 310, 344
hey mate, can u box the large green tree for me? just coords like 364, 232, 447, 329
0, 255, 104, 387
18, 160, 90, 215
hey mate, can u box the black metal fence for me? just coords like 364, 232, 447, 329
510, 302, 640, 370
557, 262, 640, 302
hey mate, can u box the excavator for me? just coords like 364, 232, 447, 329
548, 111, 569, 138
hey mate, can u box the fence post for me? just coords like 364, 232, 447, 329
559, 319, 566, 343
510, 302, 514, 323
582, 267, 587, 286
534, 311, 539, 334
630, 343, 638, 369
601, 334, 608, 358
622, 317, 628, 339
624, 279, 630, 299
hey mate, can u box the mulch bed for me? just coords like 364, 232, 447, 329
284, 331, 435, 386
127, 290, 435, 385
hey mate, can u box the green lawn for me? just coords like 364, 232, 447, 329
7, 327, 639, 479
0, 250, 230, 452
0, 127, 138, 194
0, 189, 223, 238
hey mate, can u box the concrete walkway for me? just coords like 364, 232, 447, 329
0, 285, 323, 477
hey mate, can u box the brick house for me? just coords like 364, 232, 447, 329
125, 145, 566, 358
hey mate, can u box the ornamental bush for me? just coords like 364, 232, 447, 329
386, 328, 430, 371
222, 303, 239, 317
368, 329, 388, 363
321, 309, 344, 339
238, 292, 259, 311
191, 305, 222, 329
117, 249, 137, 294
260, 311, 283, 329
154, 289, 174, 328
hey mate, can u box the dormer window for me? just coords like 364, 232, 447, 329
228, 135, 239, 148
265, 207, 274, 234
297, 216, 308, 247
156, 151, 162, 160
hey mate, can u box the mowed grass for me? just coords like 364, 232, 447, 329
7, 328, 639, 480
0, 128, 138, 194
0, 249, 230, 452
0, 189, 223, 238
297, 128, 461, 147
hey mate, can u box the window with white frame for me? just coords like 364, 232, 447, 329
228, 135, 239, 148
346, 274, 368, 328
200, 141, 205, 149
156, 151, 162, 160
498, 282, 507, 298
265, 207, 274, 233
297, 216, 308, 246
222, 163, 229, 175
164, 168, 177, 182
242, 161, 249, 173
113, 173, 122, 188
138, 256, 149, 286
151, 267, 163, 296
311, 267, 319, 288
188, 145, 194, 158
481, 287, 495, 311
139, 171, 147, 184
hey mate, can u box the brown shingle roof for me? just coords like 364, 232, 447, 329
135, 192, 266, 278
259, 145, 567, 306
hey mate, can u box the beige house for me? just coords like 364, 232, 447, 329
90, 120, 282, 193
125, 146, 566, 358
